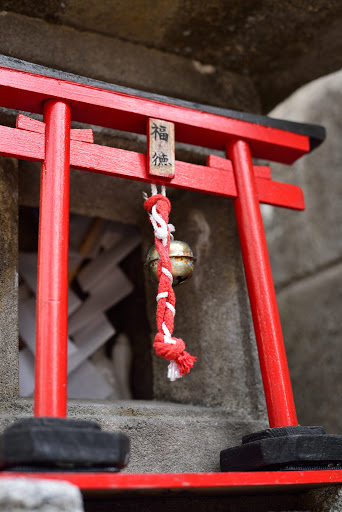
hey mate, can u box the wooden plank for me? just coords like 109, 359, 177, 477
77, 229, 141, 292
0, 66, 311, 163
16, 114, 44, 133
70, 139, 304, 209
207, 154, 271, 180
67, 359, 114, 400
0, 125, 238, 198
70, 128, 94, 143
0, 55, 325, 148
69, 138, 239, 198
19, 348, 35, 397
0, 125, 303, 209
19, 346, 114, 399
148, 118, 175, 178
1, 470, 341, 494
68, 314, 115, 374
68, 267, 133, 335
0, 125, 44, 161
17, 114, 94, 142
257, 179, 305, 210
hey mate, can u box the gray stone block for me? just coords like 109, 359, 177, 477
265, 70, 342, 287
0, 12, 259, 114
305, 486, 342, 512
3, 0, 342, 113
0, 477, 83, 512
277, 263, 342, 433
0, 399, 266, 473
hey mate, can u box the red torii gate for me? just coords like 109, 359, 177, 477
0, 63, 341, 491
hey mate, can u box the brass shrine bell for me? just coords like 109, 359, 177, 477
145, 240, 195, 286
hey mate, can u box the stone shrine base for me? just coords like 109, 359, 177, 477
0, 398, 266, 474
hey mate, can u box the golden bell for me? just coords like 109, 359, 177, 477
145, 240, 195, 286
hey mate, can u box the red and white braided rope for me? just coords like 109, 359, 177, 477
144, 185, 196, 381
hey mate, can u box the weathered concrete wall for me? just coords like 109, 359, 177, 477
2, 1, 342, 112
0, 157, 18, 400
0, 12, 259, 113
264, 70, 342, 433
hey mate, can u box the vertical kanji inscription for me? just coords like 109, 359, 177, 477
148, 118, 175, 178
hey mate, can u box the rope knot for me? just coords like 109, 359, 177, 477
144, 194, 171, 216
153, 334, 197, 377
154, 333, 185, 360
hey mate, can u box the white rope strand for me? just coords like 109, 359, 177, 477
156, 292, 168, 301
166, 302, 175, 316
151, 183, 158, 196
161, 267, 173, 284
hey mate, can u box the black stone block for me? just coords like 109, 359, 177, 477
220, 426, 342, 472
0, 417, 130, 472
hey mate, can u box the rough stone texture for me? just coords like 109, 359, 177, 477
0, 477, 83, 512
278, 264, 342, 434
2, 1, 342, 112
0, 399, 266, 473
305, 486, 342, 512
0, 12, 259, 113
0, 157, 19, 400
265, 70, 342, 288
264, 71, 342, 433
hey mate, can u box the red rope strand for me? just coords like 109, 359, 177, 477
144, 193, 196, 379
